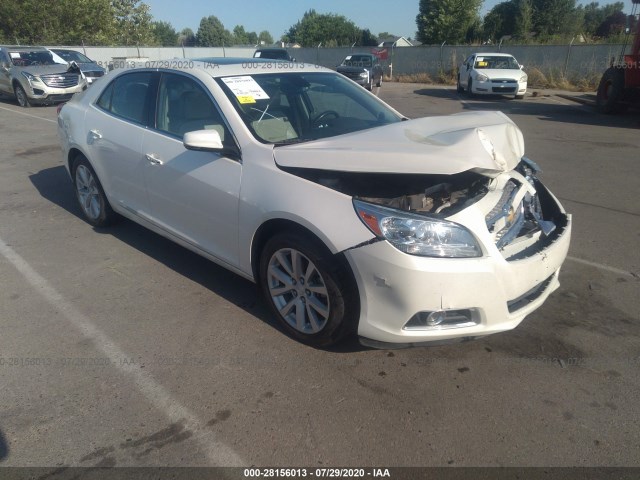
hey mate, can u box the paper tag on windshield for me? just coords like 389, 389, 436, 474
9, 52, 20, 58
222, 76, 269, 104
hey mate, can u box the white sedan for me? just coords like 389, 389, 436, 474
57, 59, 570, 348
458, 53, 528, 99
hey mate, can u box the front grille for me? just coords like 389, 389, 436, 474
485, 179, 546, 250
40, 73, 80, 88
491, 79, 517, 93
507, 274, 555, 313
492, 86, 516, 93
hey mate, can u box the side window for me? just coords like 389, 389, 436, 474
155, 73, 230, 143
96, 71, 153, 125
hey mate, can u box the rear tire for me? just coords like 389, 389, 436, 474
376, 75, 382, 88
14, 84, 31, 108
596, 67, 626, 114
72, 155, 116, 227
259, 231, 359, 347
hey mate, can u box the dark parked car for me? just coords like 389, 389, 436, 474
50, 49, 106, 85
337, 54, 383, 90
253, 48, 294, 61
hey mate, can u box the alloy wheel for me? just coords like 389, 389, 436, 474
75, 164, 102, 221
267, 248, 330, 334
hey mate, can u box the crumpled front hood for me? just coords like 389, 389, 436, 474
274, 110, 525, 176
15, 64, 74, 76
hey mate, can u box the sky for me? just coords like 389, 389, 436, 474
145, 0, 637, 41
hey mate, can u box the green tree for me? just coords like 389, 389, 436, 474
416, 0, 483, 44
196, 15, 232, 46
532, 0, 579, 39
111, 0, 155, 45
286, 10, 362, 47
360, 29, 379, 46
514, 0, 534, 39
0, 0, 116, 45
377, 32, 397, 41
247, 31, 259, 45
178, 28, 196, 46
583, 2, 625, 36
152, 21, 178, 46
258, 30, 274, 45
483, 1, 518, 41
233, 25, 248, 45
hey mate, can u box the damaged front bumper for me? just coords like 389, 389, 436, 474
344, 166, 572, 346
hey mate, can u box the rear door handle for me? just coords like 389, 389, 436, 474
145, 153, 163, 166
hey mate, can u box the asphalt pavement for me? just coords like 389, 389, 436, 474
0, 84, 639, 471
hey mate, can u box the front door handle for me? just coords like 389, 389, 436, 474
88, 129, 102, 144
145, 153, 163, 165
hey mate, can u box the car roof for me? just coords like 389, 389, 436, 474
0, 45, 48, 52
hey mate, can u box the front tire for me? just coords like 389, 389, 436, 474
376, 75, 382, 88
467, 78, 475, 97
14, 84, 31, 108
259, 231, 359, 347
596, 67, 626, 114
456, 75, 464, 93
72, 155, 115, 227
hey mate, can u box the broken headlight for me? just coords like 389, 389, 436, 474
353, 200, 482, 258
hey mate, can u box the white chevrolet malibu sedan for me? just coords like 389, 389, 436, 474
457, 53, 528, 99
57, 59, 571, 348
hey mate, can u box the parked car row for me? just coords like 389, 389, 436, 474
57, 59, 570, 348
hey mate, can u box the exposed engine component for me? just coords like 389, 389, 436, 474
281, 167, 490, 217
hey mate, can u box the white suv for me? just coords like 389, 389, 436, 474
0, 46, 87, 107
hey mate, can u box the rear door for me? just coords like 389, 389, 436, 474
83, 70, 156, 217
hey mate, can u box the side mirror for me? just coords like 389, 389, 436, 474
520, 64, 524, 70
183, 129, 241, 159
184, 129, 223, 150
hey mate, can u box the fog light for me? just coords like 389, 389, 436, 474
403, 309, 480, 331
426, 311, 446, 326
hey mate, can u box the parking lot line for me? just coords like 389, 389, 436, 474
0, 105, 57, 124
566, 255, 638, 278
0, 235, 246, 466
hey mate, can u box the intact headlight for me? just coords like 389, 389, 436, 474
353, 200, 482, 258
359, 72, 369, 78
476, 73, 489, 82
520, 74, 528, 82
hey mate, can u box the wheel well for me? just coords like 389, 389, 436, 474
67, 148, 85, 175
250, 219, 333, 282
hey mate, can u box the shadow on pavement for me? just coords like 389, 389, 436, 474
28, 165, 369, 353
0, 428, 8, 462
413, 87, 640, 130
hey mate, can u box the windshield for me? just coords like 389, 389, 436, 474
216, 72, 402, 145
341, 55, 373, 67
474, 56, 520, 69
9, 50, 65, 66
53, 50, 92, 63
